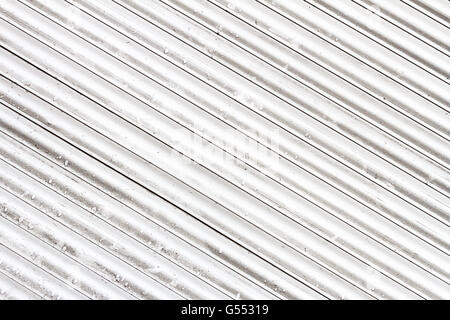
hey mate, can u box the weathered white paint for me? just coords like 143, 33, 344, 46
0, 0, 449, 299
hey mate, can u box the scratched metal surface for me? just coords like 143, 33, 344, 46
0, 0, 449, 300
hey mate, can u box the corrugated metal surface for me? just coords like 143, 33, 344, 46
0, 0, 449, 300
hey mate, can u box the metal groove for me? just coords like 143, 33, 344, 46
0, 243, 86, 300
135, 0, 446, 226
0, 60, 367, 299
0, 77, 326, 299
0, 122, 275, 300
0, 0, 448, 299
256, 0, 450, 116
207, 0, 450, 161
0, 270, 44, 300
352, 0, 450, 55
0, 96, 317, 300
39, 0, 450, 260
129, 0, 450, 205
0, 159, 220, 300
303, 0, 450, 89
402, 0, 450, 29
0, 181, 182, 300
5, 0, 448, 280
0, 38, 430, 300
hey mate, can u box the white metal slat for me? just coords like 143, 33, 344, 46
0, 271, 43, 300
0, 89, 322, 300
0, 167, 185, 300
0, 244, 84, 300
403, 0, 450, 28
3, 1, 447, 294
114, 0, 450, 220
254, 0, 450, 126
209, 0, 450, 167
0, 62, 328, 299
3, 103, 304, 297
0, 213, 135, 300
0, 0, 448, 299
0, 158, 223, 300
307, 0, 450, 83
0, 117, 275, 300
36, 0, 450, 258
353, 0, 450, 55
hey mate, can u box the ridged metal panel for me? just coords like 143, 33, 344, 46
0, 0, 448, 300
